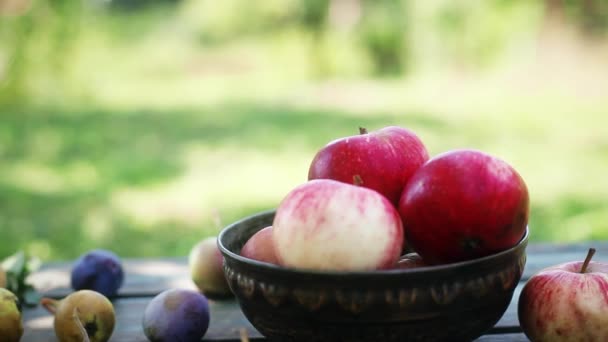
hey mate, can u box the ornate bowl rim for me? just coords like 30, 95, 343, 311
218, 209, 528, 278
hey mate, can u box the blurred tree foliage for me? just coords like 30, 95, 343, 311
107, 0, 181, 11
358, 0, 408, 75
551, 0, 608, 36
0, 0, 81, 106
1, 0, 608, 105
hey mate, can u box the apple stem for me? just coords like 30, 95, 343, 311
359, 127, 368, 135
40, 297, 59, 315
580, 247, 596, 274
353, 174, 364, 186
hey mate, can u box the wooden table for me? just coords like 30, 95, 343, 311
22, 243, 607, 341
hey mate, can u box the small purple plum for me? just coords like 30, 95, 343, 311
142, 288, 210, 342
41, 290, 115, 342
0, 288, 23, 342
71, 249, 124, 298
189, 237, 232, 297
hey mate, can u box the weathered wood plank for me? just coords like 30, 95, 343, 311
23, 243, 606, 341
32, 243, 608, 298
29, 258, 195, 298
526, 241, 608, 255
22, 288, 524, 341
22, 297, 262, 341
475, 333, 529, 341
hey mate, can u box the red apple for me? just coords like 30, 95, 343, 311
273, 179, 404, 271
189, 237, 232, 297
308, 126, 429, 206
398, 149, 529, 264
394, 252, 427, 269
518, 248, 608, 341
240, 226, 279, 265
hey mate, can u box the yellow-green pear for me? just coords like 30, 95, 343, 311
189, 237, 232, 297
0, 288, 23, 342
41, 290, 115, 342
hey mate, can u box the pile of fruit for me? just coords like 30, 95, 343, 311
242, 125, 530, 270
0, 248, 215, 342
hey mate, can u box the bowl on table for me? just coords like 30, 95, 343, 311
218, 210, 528, 342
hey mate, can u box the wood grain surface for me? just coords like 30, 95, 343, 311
21, 242, 608, 341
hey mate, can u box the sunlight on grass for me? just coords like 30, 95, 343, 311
111, 144, 311, 227
3, 160, 100, 194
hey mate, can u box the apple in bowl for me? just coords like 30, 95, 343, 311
272, 179, 404, 271
240, 226, 279, 265
308, 126, 429, 206
398, 149, 529, 264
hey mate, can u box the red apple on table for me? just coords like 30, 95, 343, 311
240, 226, 279, 265
308, 126, 429, 206
398, 149, 529, 264
518, 248, 608, 341
272, 179, 404, 271
189, 237, 233, 297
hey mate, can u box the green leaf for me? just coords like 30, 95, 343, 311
2, 250, 41, 307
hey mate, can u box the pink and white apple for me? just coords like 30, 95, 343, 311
189, 237, 232, 296
240, 226, 279, 265
272, 179, 404, 271
398, 149, 529, 264
308, 126, 429, 206
518, 248, 608, 341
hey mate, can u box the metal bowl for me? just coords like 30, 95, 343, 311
218, 210, 527, 342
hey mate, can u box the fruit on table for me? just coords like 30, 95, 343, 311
0, 288, 23, 342
398, 149, 529, 264
142, 288, 210, 342
518, 248, 608, 341
71, 249, 124, 298
189, 237, 232, 296
308, 126, 429, 206
394, 252, 427, 269
240, 226, 279, 265
41, 290, 116, 342
273, 179, 404, 271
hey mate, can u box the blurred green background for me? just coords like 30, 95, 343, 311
1, 0, 607, 261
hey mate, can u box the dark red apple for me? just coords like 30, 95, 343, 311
308, 126, 429, 206
398, 149, 529, 264
518, 248, 608, 341
240, 226, 279, 265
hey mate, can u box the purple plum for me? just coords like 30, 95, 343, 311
71, 249, 124, 298
142, 288, 210, 342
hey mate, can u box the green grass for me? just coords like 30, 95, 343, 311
1, 4, 607, 262
2, 95, 607, 261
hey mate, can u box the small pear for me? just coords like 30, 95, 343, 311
189, 237, 232, 297
0, 288, 23, 342
42, 290, 115, 342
